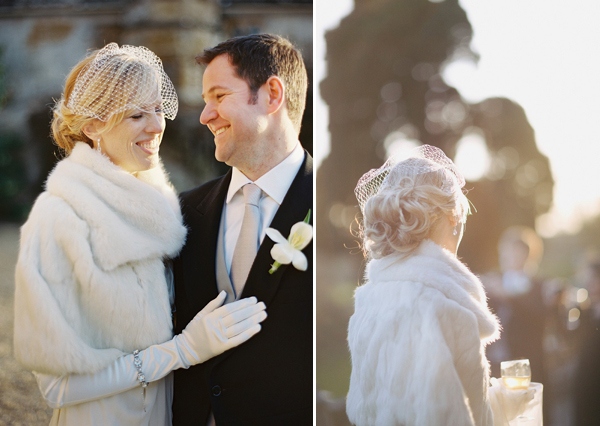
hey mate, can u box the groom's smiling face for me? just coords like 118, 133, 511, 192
200, 54, 270, 173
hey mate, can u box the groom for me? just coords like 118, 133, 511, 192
172, 34, 313, 425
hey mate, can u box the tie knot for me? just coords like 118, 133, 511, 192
242, 183, 261, 207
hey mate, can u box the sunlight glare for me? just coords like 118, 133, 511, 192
454, 129, 491, 181
384, 132, 420, 159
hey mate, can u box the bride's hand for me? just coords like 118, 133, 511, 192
174, 291, 267, 366
489, 377, 535, 425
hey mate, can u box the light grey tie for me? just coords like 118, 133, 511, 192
231, 183, 262, 298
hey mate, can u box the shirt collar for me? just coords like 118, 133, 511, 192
226, 142, 304, 204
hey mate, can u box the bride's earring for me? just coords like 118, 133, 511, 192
453, 222, 461, 236
97, 138, 102, 153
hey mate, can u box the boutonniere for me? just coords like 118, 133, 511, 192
265, 209, 313, 274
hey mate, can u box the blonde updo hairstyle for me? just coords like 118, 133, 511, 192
51, 49, 159, 154
362, 158, 471, 259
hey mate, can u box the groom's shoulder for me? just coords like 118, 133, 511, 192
179, 173, 229, 207
295, 151, 313, 189
303, 150, 313, 174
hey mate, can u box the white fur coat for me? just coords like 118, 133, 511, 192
346, 240, 501, 426
14, 142, 187, 376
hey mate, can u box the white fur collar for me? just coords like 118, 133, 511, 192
366, 240, 500, 344
14, 143, 185, 375
45, 143, 186, 271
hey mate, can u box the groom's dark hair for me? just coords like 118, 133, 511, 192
196, 33, 308, 132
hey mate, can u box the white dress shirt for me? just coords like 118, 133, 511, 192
222, 142, 304, 275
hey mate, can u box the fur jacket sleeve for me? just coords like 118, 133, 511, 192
13, 143, 187, 376
346, 240, 500, 426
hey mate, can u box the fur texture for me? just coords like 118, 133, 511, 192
346, 240, 500, 426
14, 142, 187, 376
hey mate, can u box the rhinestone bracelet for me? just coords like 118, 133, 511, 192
133, 350, 148, 388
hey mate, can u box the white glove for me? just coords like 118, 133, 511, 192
34, 338, 190, 408
489, 377, 535, 426
173, 291, 267, 367
34, 292, 266, 409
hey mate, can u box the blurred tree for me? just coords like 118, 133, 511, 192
318, 0, 474, 254
317, 0, 553, 273
461, 98, 553, 272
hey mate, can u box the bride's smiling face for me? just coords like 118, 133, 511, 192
88, 103, 166, 174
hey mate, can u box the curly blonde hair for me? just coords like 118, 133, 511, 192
361, 165, 470, 259
51, 55, 97, 153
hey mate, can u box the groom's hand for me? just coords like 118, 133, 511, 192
174, 291, 267, 367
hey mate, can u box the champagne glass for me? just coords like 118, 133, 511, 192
501, 359, 531, 390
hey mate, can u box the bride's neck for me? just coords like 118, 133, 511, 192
428, 218, 460, 255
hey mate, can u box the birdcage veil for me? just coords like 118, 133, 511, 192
66, 43, 178, 121
354, 144, 465, 214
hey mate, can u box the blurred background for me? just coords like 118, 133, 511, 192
0, 0, 311, 423
316, 0, 600, 425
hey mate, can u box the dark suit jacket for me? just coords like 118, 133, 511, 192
172, 153, 313, 426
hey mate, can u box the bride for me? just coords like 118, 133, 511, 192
346, 145, 533, 426
13, 43, 267, 425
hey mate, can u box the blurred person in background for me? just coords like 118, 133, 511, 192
573, 259, 600, 425
12, 43, 266, 426
483, 226, 550, 423
346, 145, 532, 426
484, 226, 546, 382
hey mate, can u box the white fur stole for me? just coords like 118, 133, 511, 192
14, 143, 187, 375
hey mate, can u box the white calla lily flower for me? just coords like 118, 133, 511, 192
266, 211, 313, 274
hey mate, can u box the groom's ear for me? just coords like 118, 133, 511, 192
265, 76, 285, 115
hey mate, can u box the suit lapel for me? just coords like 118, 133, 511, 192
240, 153, 313, 306
181, 171, 232, 314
